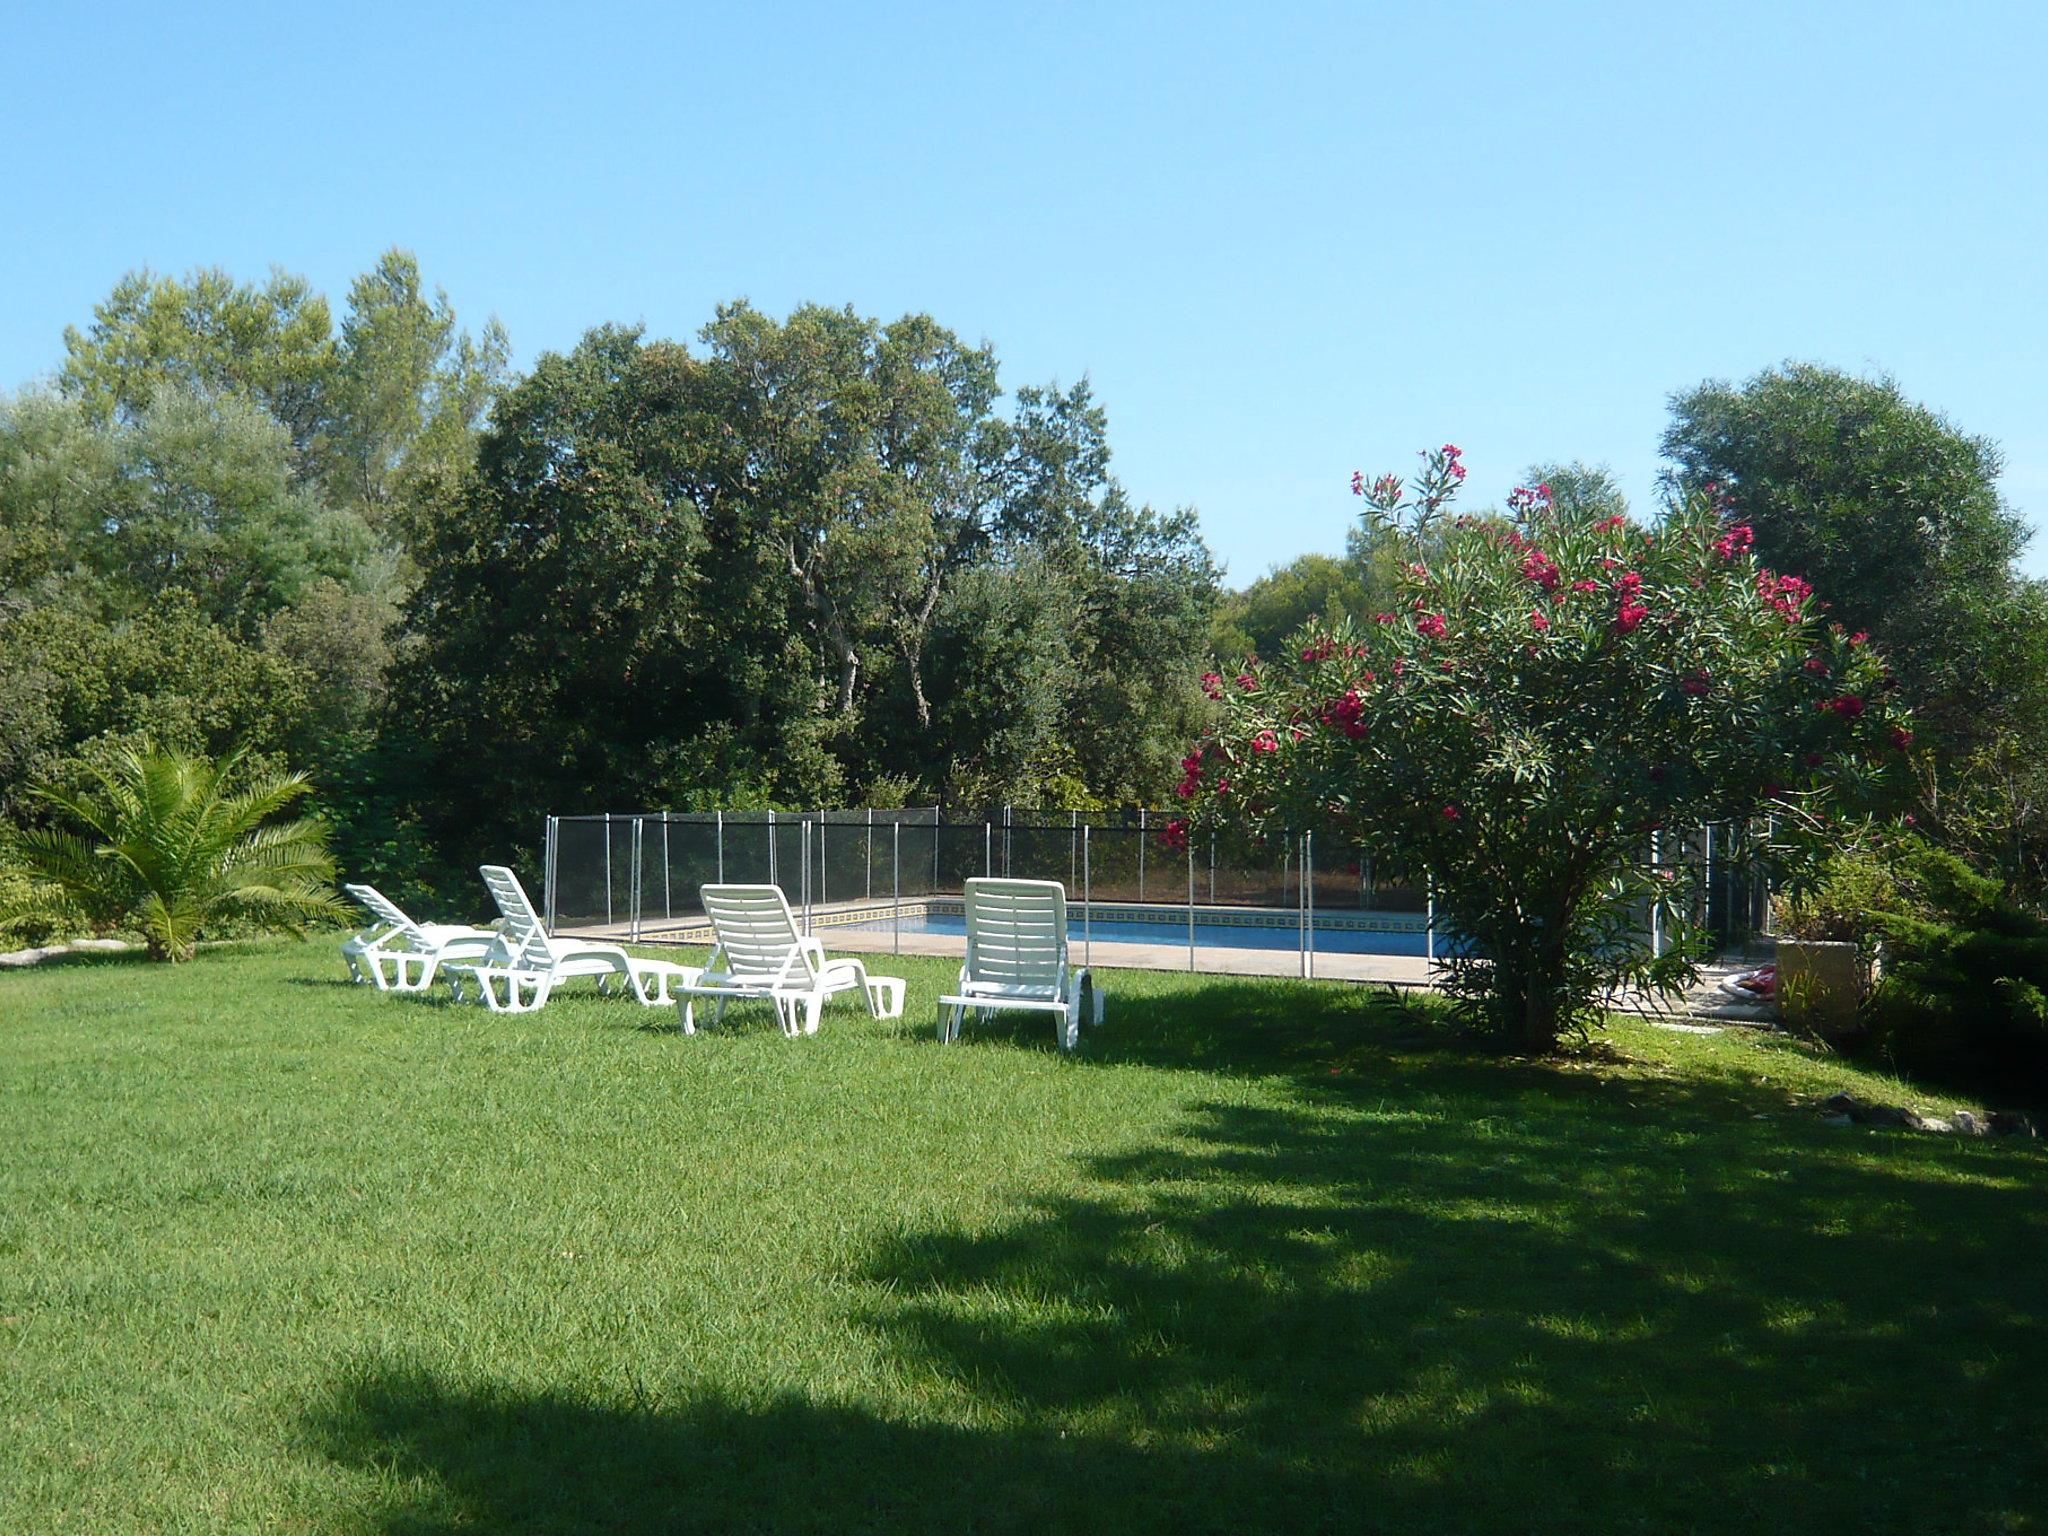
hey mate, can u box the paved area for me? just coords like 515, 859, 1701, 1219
561, 905, 1779, 1022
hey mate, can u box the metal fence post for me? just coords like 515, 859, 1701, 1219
892, 818, 901, 955
1137, 808, 1147, 902
629, 816, 643, 941
866, 807, 874, 904
1304, 831, 1315, 981
767, 808, 776, 888
802, 816, 813, 935
1083, 822, 1092, 968
544, 816, 557, 931
662, 813, 672, 924
1426, 878, 1437, 975
604, 812, 614, 930
1650, 830, 1663, 958
1187, 833, 1196, 973
985, 818, 992, 880
716, 809, 724, 884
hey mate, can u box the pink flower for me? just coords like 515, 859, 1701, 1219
1681, 671, 1710, 696
1596, 514, 1627, 532
1613, 570, 1644, 597
1350, 470, 1366, 496
1529, 610, 1551, 633
1804, 752, 1824, 768
1712, 522, 1755, 560
1441, 804, 1461, 820
1200, 671, 1224, 700
1373, 612, 1397, 625
1614, 601, 1649, 635
1824, 694, 1866, 720
1235, 672, 1259, 693
1252, 729, 1280, 754
1415, 612, 1448, 639
1803, 657, 1828, 674
1521, 548, 1562, 592
1849, 630, 1869, 646
1891, 725, 1914, 749
1571, 579, 1599, 594
1159, 817, 1190, 852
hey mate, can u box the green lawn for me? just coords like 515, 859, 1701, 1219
2, 940, 2043, 1534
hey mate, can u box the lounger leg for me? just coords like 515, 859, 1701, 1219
677, 998, 695, 1035
802, 993, 823, 1036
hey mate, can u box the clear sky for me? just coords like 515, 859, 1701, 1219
5, 0, 2045, 585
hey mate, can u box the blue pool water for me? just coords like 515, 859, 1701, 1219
847, 912, 1433, 957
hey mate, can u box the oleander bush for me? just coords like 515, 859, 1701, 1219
1175, 447, 1910, 1052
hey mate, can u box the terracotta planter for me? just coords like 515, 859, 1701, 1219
1777, 938, 1867, 1036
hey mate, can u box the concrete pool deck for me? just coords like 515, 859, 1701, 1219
556, 898, 1771, 1021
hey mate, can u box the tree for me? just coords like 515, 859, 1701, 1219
0, 594, 310, 825
398, 327, 830, 871
1, 745, 345, 961
1213, 553, 1380, 665
321, 249, 510, 513
60, 266, 336, 468
1177, 448, 1907, 1053
1662, 364, 2027, 757
695, 302, 1005, 722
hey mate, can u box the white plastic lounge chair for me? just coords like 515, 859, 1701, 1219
675, 884, 905, 1037
340, 883, 497, 992
937, 878, 1105, 1051
443, 865, 698, 1014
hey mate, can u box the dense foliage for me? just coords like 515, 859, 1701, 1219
1664, 364, 2048, 888
1, 746, 344, 960
3, 265, 1219, 904
1179, 449, 1908, 1051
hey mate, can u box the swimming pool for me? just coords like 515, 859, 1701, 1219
844, 910, 1437, 957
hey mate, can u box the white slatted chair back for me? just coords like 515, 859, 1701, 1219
700, 886, 809, 980
962, 879, 1069, 993
345, 883, 425, 944
479, 864, 555, 971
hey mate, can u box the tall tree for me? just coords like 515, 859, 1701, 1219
322, 249, 510, 513
1662, 364, 2027, 755
60, 266, 336, 468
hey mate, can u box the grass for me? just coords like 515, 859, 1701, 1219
2, 938, 2044, 1534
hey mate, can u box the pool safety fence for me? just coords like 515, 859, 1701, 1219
540, 808, 1772, 977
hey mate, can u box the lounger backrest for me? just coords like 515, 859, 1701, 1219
962, 879, 1069, 991
479, 865, 553, 971
345, 883, 423, 944
700, 885, 804, 979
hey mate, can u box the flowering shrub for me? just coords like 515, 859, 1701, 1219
1175, 447, 1909, 1052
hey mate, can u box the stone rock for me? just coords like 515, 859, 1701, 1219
1820, 1113, 1854, 1129
1953, 1111, 1987, 1137
1820, 1092, 1860, 1116
1904, 1112, 1952, 1134
1989, 1111, 2039, 1139
1854, 1102, 1913, 1128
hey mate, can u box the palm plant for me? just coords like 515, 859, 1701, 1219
2, 746, 348, 961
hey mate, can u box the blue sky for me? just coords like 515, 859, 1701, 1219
6, 1, 2045, 584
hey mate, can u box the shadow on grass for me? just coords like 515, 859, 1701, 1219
309, 994, 2047, 1533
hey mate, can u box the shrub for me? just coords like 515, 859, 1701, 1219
0, 745, 346, 961
1858, 838, 2048, 1093
1176, 448, 1907, 1052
